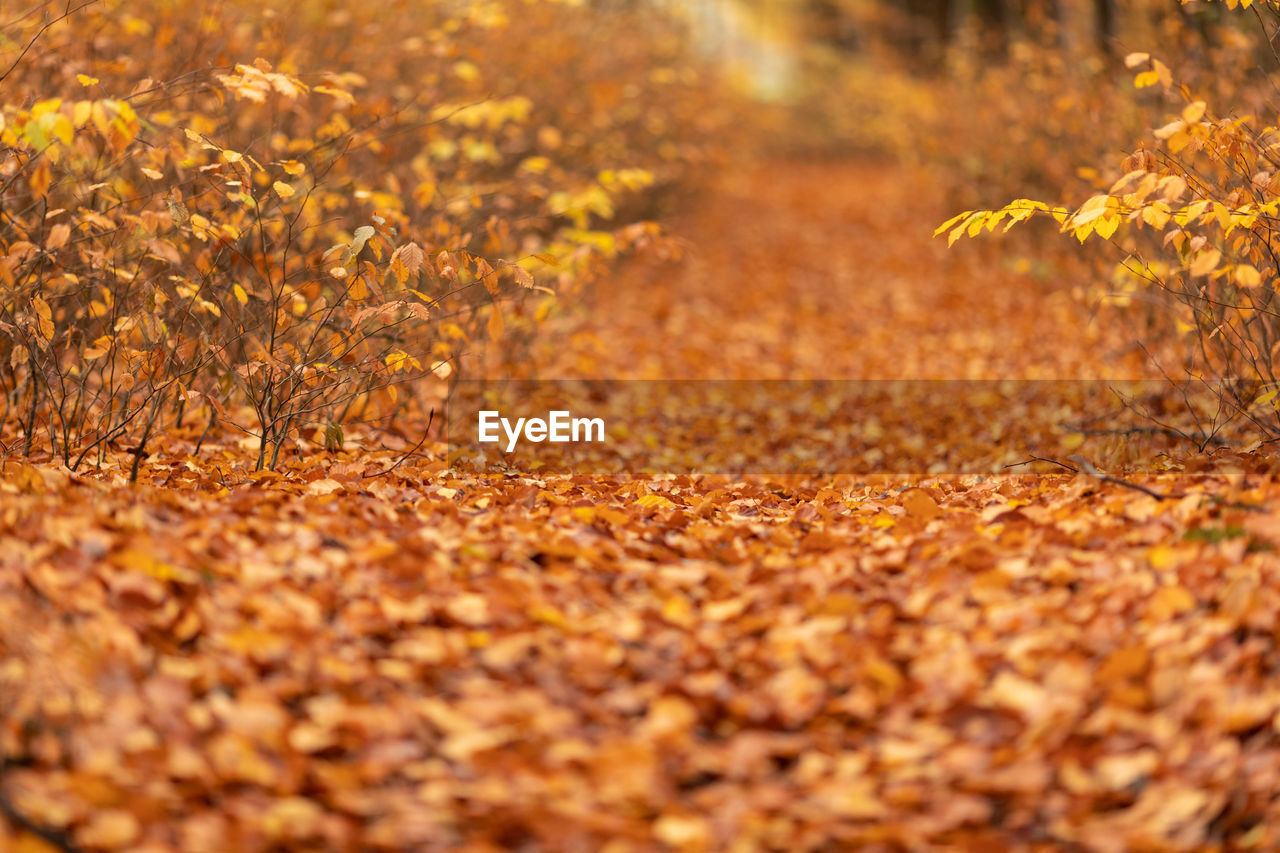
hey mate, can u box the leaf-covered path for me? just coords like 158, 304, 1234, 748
551, 158, 1143, 381
5, 158, 1280, 852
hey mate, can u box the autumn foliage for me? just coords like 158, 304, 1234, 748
943, 0, 1280, 444
0, 0, 728, 471
11, 2, 1280, 853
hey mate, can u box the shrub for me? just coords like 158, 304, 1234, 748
0, 0, 730, 470
943, 0, 1280, 447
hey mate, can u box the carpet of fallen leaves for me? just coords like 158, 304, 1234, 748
7, 158, 1280, 852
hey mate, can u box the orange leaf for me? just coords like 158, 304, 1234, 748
487, 303, 503, 341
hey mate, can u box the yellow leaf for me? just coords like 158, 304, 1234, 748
1134, 70, 1160, 89
1153, 120, 1185, 141
521, 156, 551, 174
390, 254, 408, 285
660, 595, 694, 628
1175, 199, 1209, 226
1251, 388, 1280, 411
1182, 101, 1207, 123
1236, 264, 1263, 288
453, 60, 481, 81
281, 159, 305, 176
30, 98, 62, 118
1124, 52, 1150, 68
1147, 545, 1182, 571
233, 284, 249, 305
272, 180, 294, 198
1109, 169, 1148, 194
76, 73, 99, 86
528, 604, 570, 629
347, 276, 369, 300
934, 210, 971, 238
1073, 194, 1111, 226
1212, 202, 1232, 231
1094, 213, 1122, 241
49, 114, 73, 147
1141, 203, 1171, 228
83, 344, 110, 360
314, 85, 355, 104
1190, 248, 1221, 277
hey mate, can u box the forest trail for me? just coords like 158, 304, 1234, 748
548, 157, 1151, 383
4, 157, 1280, 853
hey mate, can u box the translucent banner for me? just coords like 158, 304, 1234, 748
445, 379, 1260, 475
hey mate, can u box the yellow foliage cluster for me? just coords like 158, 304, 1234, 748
942, 0, 1280, 436
0, 0, 730, 469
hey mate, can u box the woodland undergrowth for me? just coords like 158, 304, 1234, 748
0, 0, 737, 472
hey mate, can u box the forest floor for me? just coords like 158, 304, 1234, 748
5, 157, 1280, 852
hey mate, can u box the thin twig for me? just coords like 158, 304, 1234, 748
1003, 455, 1078, 473
0, 0, 98, 85
1067, 454, 1183, 501
1058, 423, 1232, 445
362, 409, 436, 479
